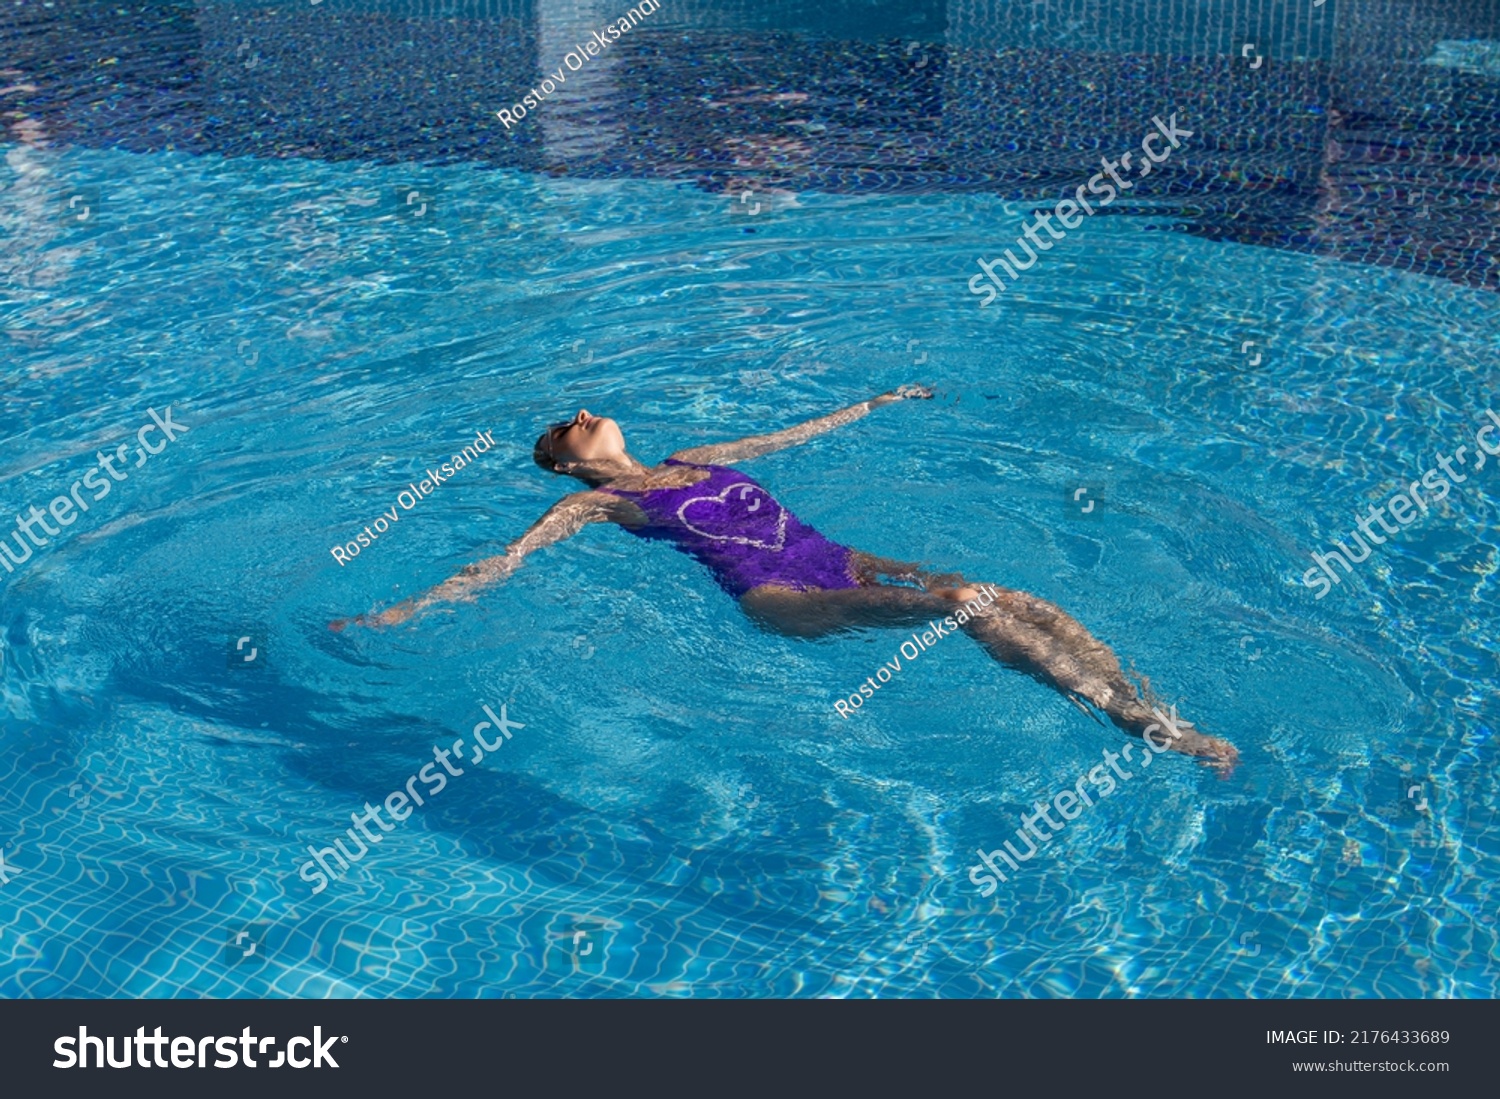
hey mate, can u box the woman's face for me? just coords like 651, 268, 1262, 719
545, 410, 626, 467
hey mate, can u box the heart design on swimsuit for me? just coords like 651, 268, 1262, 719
677, 482, 788, 551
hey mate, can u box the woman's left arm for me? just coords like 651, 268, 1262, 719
668, 385, 933, 465
329, 490, 621, 630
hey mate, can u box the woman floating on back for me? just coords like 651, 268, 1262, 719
334, 387, 1239, 769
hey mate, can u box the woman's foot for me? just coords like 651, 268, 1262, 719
1134, 707, 1239, 774
1169, 727, 1241, 774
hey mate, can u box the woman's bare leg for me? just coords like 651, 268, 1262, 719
741, 579, 1238, 769
958, 585, 1238, 768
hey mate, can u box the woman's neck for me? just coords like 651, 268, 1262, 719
571, 454, 651, 489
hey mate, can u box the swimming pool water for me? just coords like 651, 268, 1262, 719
1, 0, 1497, 998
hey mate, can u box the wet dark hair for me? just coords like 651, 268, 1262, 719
533, 423, 569, 473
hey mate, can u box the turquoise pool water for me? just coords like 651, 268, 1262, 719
2, 0, 1497, 998
1, 141, 1495, 997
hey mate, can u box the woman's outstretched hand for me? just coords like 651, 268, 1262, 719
329, 555, 519, 633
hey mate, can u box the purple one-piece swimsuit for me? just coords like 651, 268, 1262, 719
598, 460, 862, 598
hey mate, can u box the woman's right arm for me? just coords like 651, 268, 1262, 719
331, 490, 622, 630
667, 385, 933, 465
